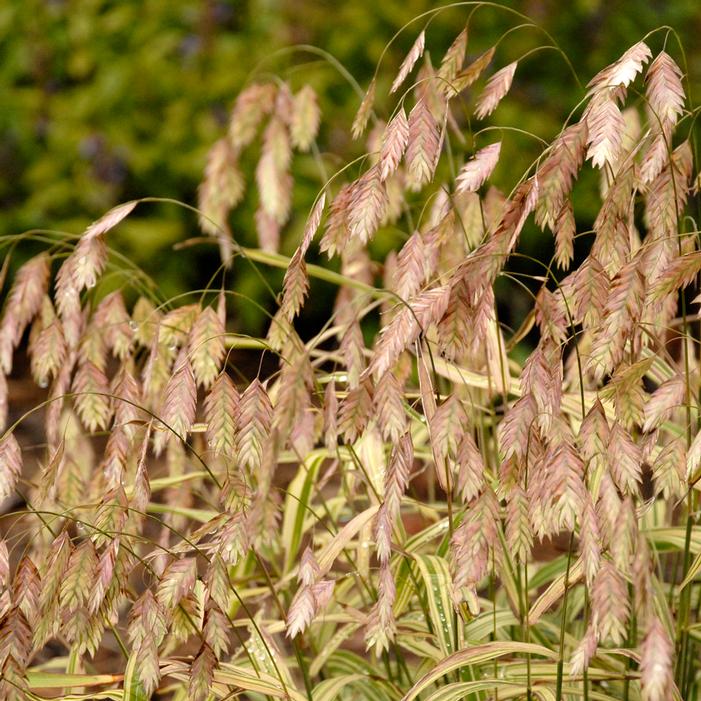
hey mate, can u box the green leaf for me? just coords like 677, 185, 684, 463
680, 549, 701, 590
312, 674, 367, 701
282, 452, 325, 572
122, 654, 148, 701
401, 642, 558, 701
414, 554, 455, 655
27, 672, 122, 690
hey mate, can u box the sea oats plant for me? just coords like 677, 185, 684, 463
1, 5, 701, 701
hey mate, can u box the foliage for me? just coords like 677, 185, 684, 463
2, 5, 701, 701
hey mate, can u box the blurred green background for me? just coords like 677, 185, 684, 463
2, 0, 700, 335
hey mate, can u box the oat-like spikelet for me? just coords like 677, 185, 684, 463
0, 540, 7, 587
347, 165, 388, 244
554, 200, 576, 270
385, 432, 412, 514
141, 327, 173, 409
584, 92, 625, 169
351, 78, 376, 141
549, 439, 585, 531
572, 256, 609, 329
12, 556, 40, 627
607, 422, 642, 495
255, 206, 281, 253
595, 471, 622, 549
0, 372, 7, 433
521, 342, 562, 433
611, 496, 637, 577
456, 142, 501, 193
189, 306, 226, 389
456, 433, 484, 503
228, 83, 276, 152
650, 249, 701, 305
430, 394, 468, 466
390, 30, 426, 94
379, 108, 409, 182
300, 193, 326, 255
535, 122, 587, 231
338, 380, 373, 444
256, 116, 293, 233
45, 351, 76, 447
90, 538, 119, 615
645, 51, 685, 132
646, 142, 693, 245
406, 97, 442, 191
374, 504, 392, 564
112, 362, 141, 440
640, 616, 674, 701
570, 623, 598, 678
640, 133, 670, 186
320, 183, 353, 258
642, 375, 684, 433
60, 540, 98, 613
587, 257, 645, 379
534, 288, 568, 346
437, 27, 468, 94
290, 85, 320, 152
0, 252, 50, 372
652, 437, 685, 499
340, 320, 366, 389
592, 560, 629, 645
188, 644, 216, 701
0, 433, 21, 502
475, 62, 517, 119
0, 607, 32, 698
580, 492, 602, 586
298, 547, 321, 586
63, 235, 108, 295
587, 41, 651, 94
128, 597, 165, 695
84, 200, 137, 241
130, 296, 159, 348
204, 372, 238, 457
498, 394, 537, 461
274, 352, 314, 451
236, 379, 273, 473
368, 284, 450, 378
280, 249, 309, 322
103, 420, 132, 486
450, 489, 499, 613
153, 347, 196, 455
392, 229, 438, 300
54, 235, 107, 347
506, 484, 532, 563
72, 360, 112, 432
160, 304, 198, 351
156, 557, 196, 611
365, 561, 396, 654
286, 579, 334, 638
79, 309, 109, 372
28, 297, 66, 388
34, 531, 71, 641
203, 607, 230, 659
436, 277, 479, 360
96, 291, 133, 360
197, 138, 243, 263
374, 371, 407, 443
453, 46, 495, 93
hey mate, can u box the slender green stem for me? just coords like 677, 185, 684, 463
555, 530, 576, 701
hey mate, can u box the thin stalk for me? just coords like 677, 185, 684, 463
555, 529, 576, 701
